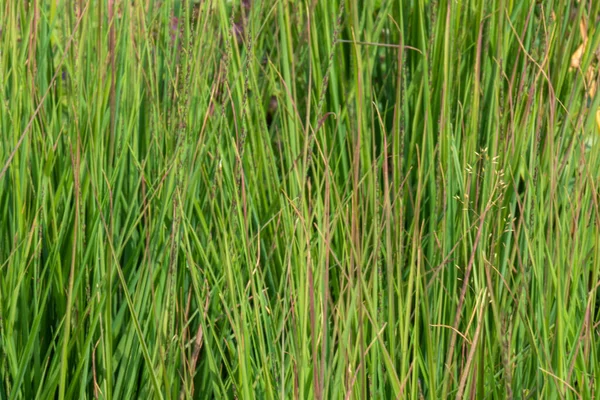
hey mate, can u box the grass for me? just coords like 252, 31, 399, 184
1, 0, 600, 398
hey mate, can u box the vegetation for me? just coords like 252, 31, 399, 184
1, 0, 600, 398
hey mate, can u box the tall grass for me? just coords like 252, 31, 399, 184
1, 0, 600, 398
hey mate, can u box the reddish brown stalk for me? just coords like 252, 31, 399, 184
293, 359, 299, 400
308, 255, 319, 400
141, 172, 157, 321
92, 340, 101, 399
304, 178, 320, 400
180, 287, 210, 400
59, 121, 81, 400
179, 289, 194, 399
455, 295, 485, 400
350, 35, 365, 400
319, 130, 332, 400
28, 0, 39, 88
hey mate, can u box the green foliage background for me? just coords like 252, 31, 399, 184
1, 0, 600, 398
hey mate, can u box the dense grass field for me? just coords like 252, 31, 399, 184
1, 0, 600, 398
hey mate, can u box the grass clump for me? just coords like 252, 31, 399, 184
1, 0, 600, 398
